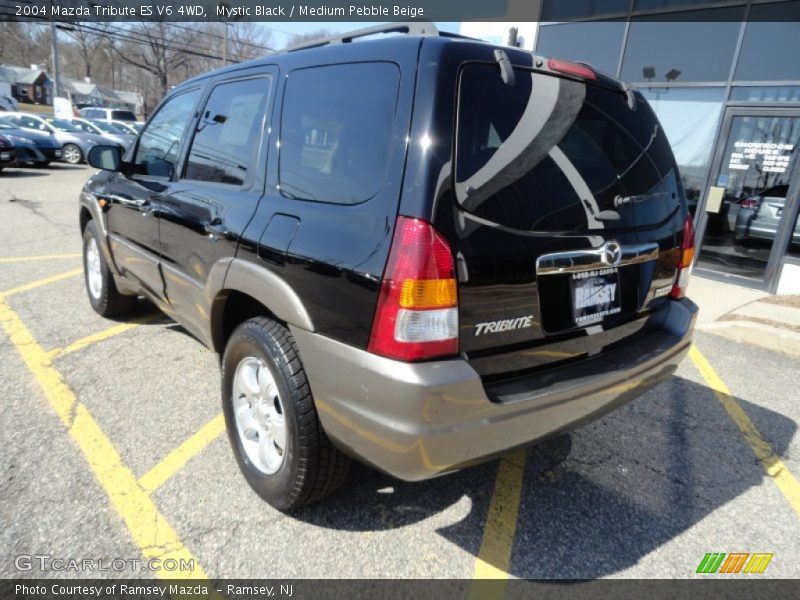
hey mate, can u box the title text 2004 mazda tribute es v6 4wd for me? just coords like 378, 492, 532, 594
79, 23, 697, 510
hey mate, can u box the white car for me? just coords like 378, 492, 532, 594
79, 107, 138, 123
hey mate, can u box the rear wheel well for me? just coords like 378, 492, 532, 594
79, 207, 92, 233
215, 291, 283, 355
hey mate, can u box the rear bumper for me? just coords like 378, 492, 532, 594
291, 298, 697, 481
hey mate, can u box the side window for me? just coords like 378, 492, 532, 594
279, 62, 400, 204
133, 89, 200, 178
183, 77, 271, 186
21, 116, 43, 130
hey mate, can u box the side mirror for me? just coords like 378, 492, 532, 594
88, 145, 121, 171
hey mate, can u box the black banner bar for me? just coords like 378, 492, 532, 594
2, 579, 799, 600
1, 0, 800, 23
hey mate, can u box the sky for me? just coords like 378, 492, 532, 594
259, 21, 460, 48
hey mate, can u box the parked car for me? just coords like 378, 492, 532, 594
0, 92, 18, 112
3, 112, 114, 164
0, 133, 17, 171
88, 119, 136, 143
80, 24, 697, 510
54, 117, 133, 151
734, 185, 799, 247
0, 117, 62, 166
79, 107, 138, 122
109, 120, 140, 136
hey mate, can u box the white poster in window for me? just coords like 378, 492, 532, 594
728, 141, 794, 174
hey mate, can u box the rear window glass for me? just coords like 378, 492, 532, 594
279, 62, 400, 205
111, 110, 137, 121
456, 64, 679, 232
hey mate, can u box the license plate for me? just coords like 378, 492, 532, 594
571, 267, 621, 326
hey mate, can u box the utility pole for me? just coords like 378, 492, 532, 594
49, 0, 61, 99
223, 23, 228, 67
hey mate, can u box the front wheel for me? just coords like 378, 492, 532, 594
62, 143, 83, 164
83, 220, 138, 317
222, 317, 350, 511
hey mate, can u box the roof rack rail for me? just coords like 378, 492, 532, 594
286, 22, 439, 52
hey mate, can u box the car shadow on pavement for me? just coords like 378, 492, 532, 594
291, 375, 795, 578
0, 170, 50, 178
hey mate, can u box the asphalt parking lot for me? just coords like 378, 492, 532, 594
1, 163, 799, 581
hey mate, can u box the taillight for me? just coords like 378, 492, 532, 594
671, 214, 695, 300
368, 216, 458, 361
547, 58, 597, 80
741, 198, 759, 210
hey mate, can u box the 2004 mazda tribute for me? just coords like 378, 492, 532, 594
79, 23, 697, 510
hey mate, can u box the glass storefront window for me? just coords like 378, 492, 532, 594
697, 114, 800, 280
788, 206, 800, 260
635, 0, 736, 10
734, 2, 800, 82
536, 22, 626, 75
730, 86, 800, 104
621, 7, 745, 83
541, 0, 629, 20
638, 87, 726, 212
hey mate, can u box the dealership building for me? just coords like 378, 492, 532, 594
461, 0, 800, 293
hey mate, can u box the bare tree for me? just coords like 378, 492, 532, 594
63, 24, 110, 80
113, 22, 194, 95
286, 29, 335, 48
227, 22, 274, 61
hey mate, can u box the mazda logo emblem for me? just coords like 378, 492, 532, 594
602, 241, 622, 266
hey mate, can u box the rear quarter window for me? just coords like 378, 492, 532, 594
278, 62, 400, 205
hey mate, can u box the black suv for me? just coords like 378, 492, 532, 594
80, 24, 697, 510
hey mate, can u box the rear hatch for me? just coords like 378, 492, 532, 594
446, 61, 687, 382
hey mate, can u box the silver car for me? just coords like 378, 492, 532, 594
5, 112, 111, 164
65, 118, 133, 150
734, 185, 800, 246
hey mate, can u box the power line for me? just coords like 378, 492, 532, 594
167, 22, 276, 53
0, 15, 254, 64
0, 1, 269, 62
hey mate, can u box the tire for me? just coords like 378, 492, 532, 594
222, 317, 350, 511
82, 220, 138, 317
62, 143, 83, 164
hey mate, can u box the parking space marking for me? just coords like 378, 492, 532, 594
47, 313, 161, 360
0, 269, 82, 298
690, 346, 800, 518
470, 448, 527, 589
0, 253, 81, 264
139, 413, 226, 495
0, 297, 213, 581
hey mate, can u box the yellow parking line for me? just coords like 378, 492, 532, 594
690, 345, 800, 518
48, 313, 161, 360
139, 414, 226, 495
0, 269, 82, 298
469, 448, 526, 594
0, 253, 81, 264
0, 298, 212, 581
